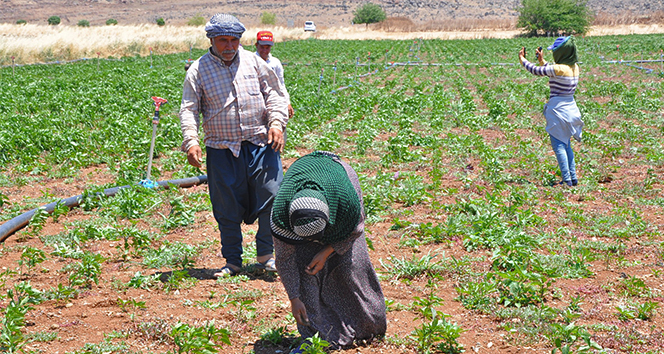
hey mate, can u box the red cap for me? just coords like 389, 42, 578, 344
257, 31, 274, 45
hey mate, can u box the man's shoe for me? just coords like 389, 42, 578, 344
256, 258, 277, 272
213, 265, 238, 278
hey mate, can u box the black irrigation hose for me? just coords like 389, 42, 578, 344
0, 175, 208, 243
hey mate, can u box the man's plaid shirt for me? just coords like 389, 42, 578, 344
179, 47, 288, 157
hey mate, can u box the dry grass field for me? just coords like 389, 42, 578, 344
1, 22, 664, 65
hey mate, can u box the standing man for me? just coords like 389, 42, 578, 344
255, 30, 294, 119
179, 13, 289, 277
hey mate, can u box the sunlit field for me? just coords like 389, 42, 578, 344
1, 22, 663, 65
0, 32, 663, 353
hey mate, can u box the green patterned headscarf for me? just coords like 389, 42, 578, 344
552, 36, 578, 66
271, 151, 361, 245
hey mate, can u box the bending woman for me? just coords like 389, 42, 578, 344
519, 36, 584, 187
270, 151, 386, 352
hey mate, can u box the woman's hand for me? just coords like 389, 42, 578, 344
290, 298, 310, 326
305, 245, 334, 275
518, 47, 526, 64
536, 47, 545, 66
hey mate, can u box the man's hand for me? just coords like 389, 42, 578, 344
287, 104, 294, 119
305, 245, 334, 275
290, 298, 310, 326
186, 145, 203, 168
267, 127, 284, 153
518, 47, 526, 65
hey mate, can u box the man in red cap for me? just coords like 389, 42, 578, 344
256, 31, 294, 118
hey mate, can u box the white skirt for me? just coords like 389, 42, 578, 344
544, 95, 584, 146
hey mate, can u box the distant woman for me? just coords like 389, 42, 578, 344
270, 151, 386, 353
519, 36, 584, 187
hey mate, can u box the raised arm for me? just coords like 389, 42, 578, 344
522, 59, 556, 77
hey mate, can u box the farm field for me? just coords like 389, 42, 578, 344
0, 34, 663, 353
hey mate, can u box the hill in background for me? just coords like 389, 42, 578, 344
1, 0, 663, 29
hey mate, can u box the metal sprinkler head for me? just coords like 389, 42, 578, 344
152, 96, 168, 110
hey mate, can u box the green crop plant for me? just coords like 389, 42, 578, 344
170, 320, 230, 353
161, 195, 195, 231
115, 226, 155, 260
455, 276, 498, 312
390, 173, 431, 207
18, 246, 47, 274
27, 331, 59, 343
494, 267, 553, 307
411, 309, 464, 354
192, 298, 227, 310
71, 339, 130, 353
616, 301, 659, 321
385, 298, 408, 312
50, 200, 69, 222
412, 292, 445, 320
228, 299, 257, 323
215, 274, 250, 285
163, 270, 197, 292
43, 283, 78, 307
548, 322, 602, 354
0, 282, 44, 354
296, 332, 329, 354
259, 326, 293, 346
26, 206, 49, 238
380, 253, 442, 280
225, 288, 264, 302
125, 271, 161, 290
618, 275, 651, 298
42, 225, 108, 260
117, 298, 146, 321
79, 187, 106, 211
142, 240, 201, 269
65, 251, 105, 288
0, 191, 8, 208
102, 185, 162, 220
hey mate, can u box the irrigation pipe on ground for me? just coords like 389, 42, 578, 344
0, 175, 208, 243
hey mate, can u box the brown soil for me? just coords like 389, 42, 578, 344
2, 129, 663, 353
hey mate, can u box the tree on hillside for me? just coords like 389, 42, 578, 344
47, 16, 61, 26
261, 11, 276, 25
517, 0, 592, 36
353, 3, 386, 27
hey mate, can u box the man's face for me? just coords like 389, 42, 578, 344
256, 43, 272, 61
211, 35, 240, 63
